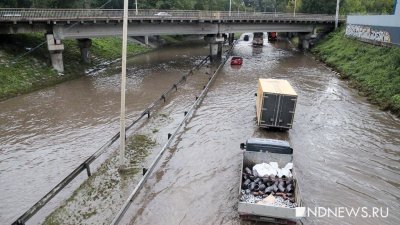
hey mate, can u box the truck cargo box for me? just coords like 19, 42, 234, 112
256, 79, 297, 129
239, 138, 303, 222
253, 32, 264, 46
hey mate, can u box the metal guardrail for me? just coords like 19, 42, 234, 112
11, 55, 210, 225
0, 9, 344, 22
110, 43, 236, 225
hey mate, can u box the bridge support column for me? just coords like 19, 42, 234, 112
209, 43, 219, 62
217, 42, 223, 58
77, 38, 92, 63
46, 34, 64, 73
228, 33, 234, 45
298, 33, 312, 51
204, 34, 224, 62
144, 36, 149, 45
301, 39, 310, 50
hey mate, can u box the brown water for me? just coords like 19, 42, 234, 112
1, 38, 399, 225
123, 40, 400, 225
0, 44, 210, 224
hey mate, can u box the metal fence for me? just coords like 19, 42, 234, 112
0, 8, 343, 22
11, 55, 210, 225
110, 44, 235, 225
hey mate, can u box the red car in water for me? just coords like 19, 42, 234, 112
231, 56, 243, 65
268, 32, 277, 41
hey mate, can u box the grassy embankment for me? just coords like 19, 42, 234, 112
312, 29, 400, 116
0, 33, 150, 101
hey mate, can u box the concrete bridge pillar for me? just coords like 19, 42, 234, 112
298, 33, 312, 51
77, 38, 92, 63
204, 34, 224, 62
228, 33, 234, 45
210, 43, 219, 60
217, 42, 223, 58
301, 39, 310, 50
46, 34, 64, 73
144, 36, 149, 45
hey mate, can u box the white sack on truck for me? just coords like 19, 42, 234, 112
253, 162, 293, 178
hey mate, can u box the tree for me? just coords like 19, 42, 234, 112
0, 0, 18, 7
301, 0, 338, 14
342, 0, 365, 14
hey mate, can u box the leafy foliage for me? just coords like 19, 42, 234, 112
312, 29, 400, 116
0, 34, 149, 100
341, 0, 395, 14
0, 0, 395, 15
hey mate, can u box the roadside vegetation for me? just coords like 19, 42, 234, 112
43, 134, 156, 225
312, 29, 400, 116
1, 0, 394, 15
1, 0, 393, 101
0, 33, 149, 100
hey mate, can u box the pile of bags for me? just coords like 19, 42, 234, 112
240, 162, 296, 208
253, 162, 293, 178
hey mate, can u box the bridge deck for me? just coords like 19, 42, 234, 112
0, 9, 343, 24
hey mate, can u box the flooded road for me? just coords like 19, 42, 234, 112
1, 36, 399, 225
0, 44, 210, 224
125, 39, 400, 225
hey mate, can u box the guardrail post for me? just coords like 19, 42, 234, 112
84, 163, 91, 177
142, 168, 148, 175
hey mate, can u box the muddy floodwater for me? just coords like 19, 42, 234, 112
1, 37, 400, 225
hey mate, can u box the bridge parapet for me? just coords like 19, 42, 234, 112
0, 8, 344, 23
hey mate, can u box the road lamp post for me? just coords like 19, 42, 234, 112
335, 0, 340, 29
135, 0, 138, 15
119, 0, 129, 168
229, 0, 232, 16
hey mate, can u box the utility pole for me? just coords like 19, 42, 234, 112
335, 0, 340, 29
119, 0, 129, 167
135, 0, 138, 15
293, 0, 297, 17
229, 0, 232, 16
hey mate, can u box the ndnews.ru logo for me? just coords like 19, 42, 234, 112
296, 207, 389, 218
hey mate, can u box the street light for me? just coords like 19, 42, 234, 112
335, 0, 340, 29
229, 0, 232, 16
119, 0, 129, 168
135, 0, 138, 15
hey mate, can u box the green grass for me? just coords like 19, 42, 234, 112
0, 34, 150, 100
43, 134, 156, 225
312, 28, 400, 116
91, 37, 150, 59
159, 35, 184, 44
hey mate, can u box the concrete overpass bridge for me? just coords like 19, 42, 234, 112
0, 9, 344, 71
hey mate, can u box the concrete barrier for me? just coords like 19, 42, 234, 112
346, 15, 400, 47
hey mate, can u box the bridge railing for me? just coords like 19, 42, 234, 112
0, 8, 343, 21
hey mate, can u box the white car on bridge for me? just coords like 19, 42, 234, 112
154, 12, 171, 17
